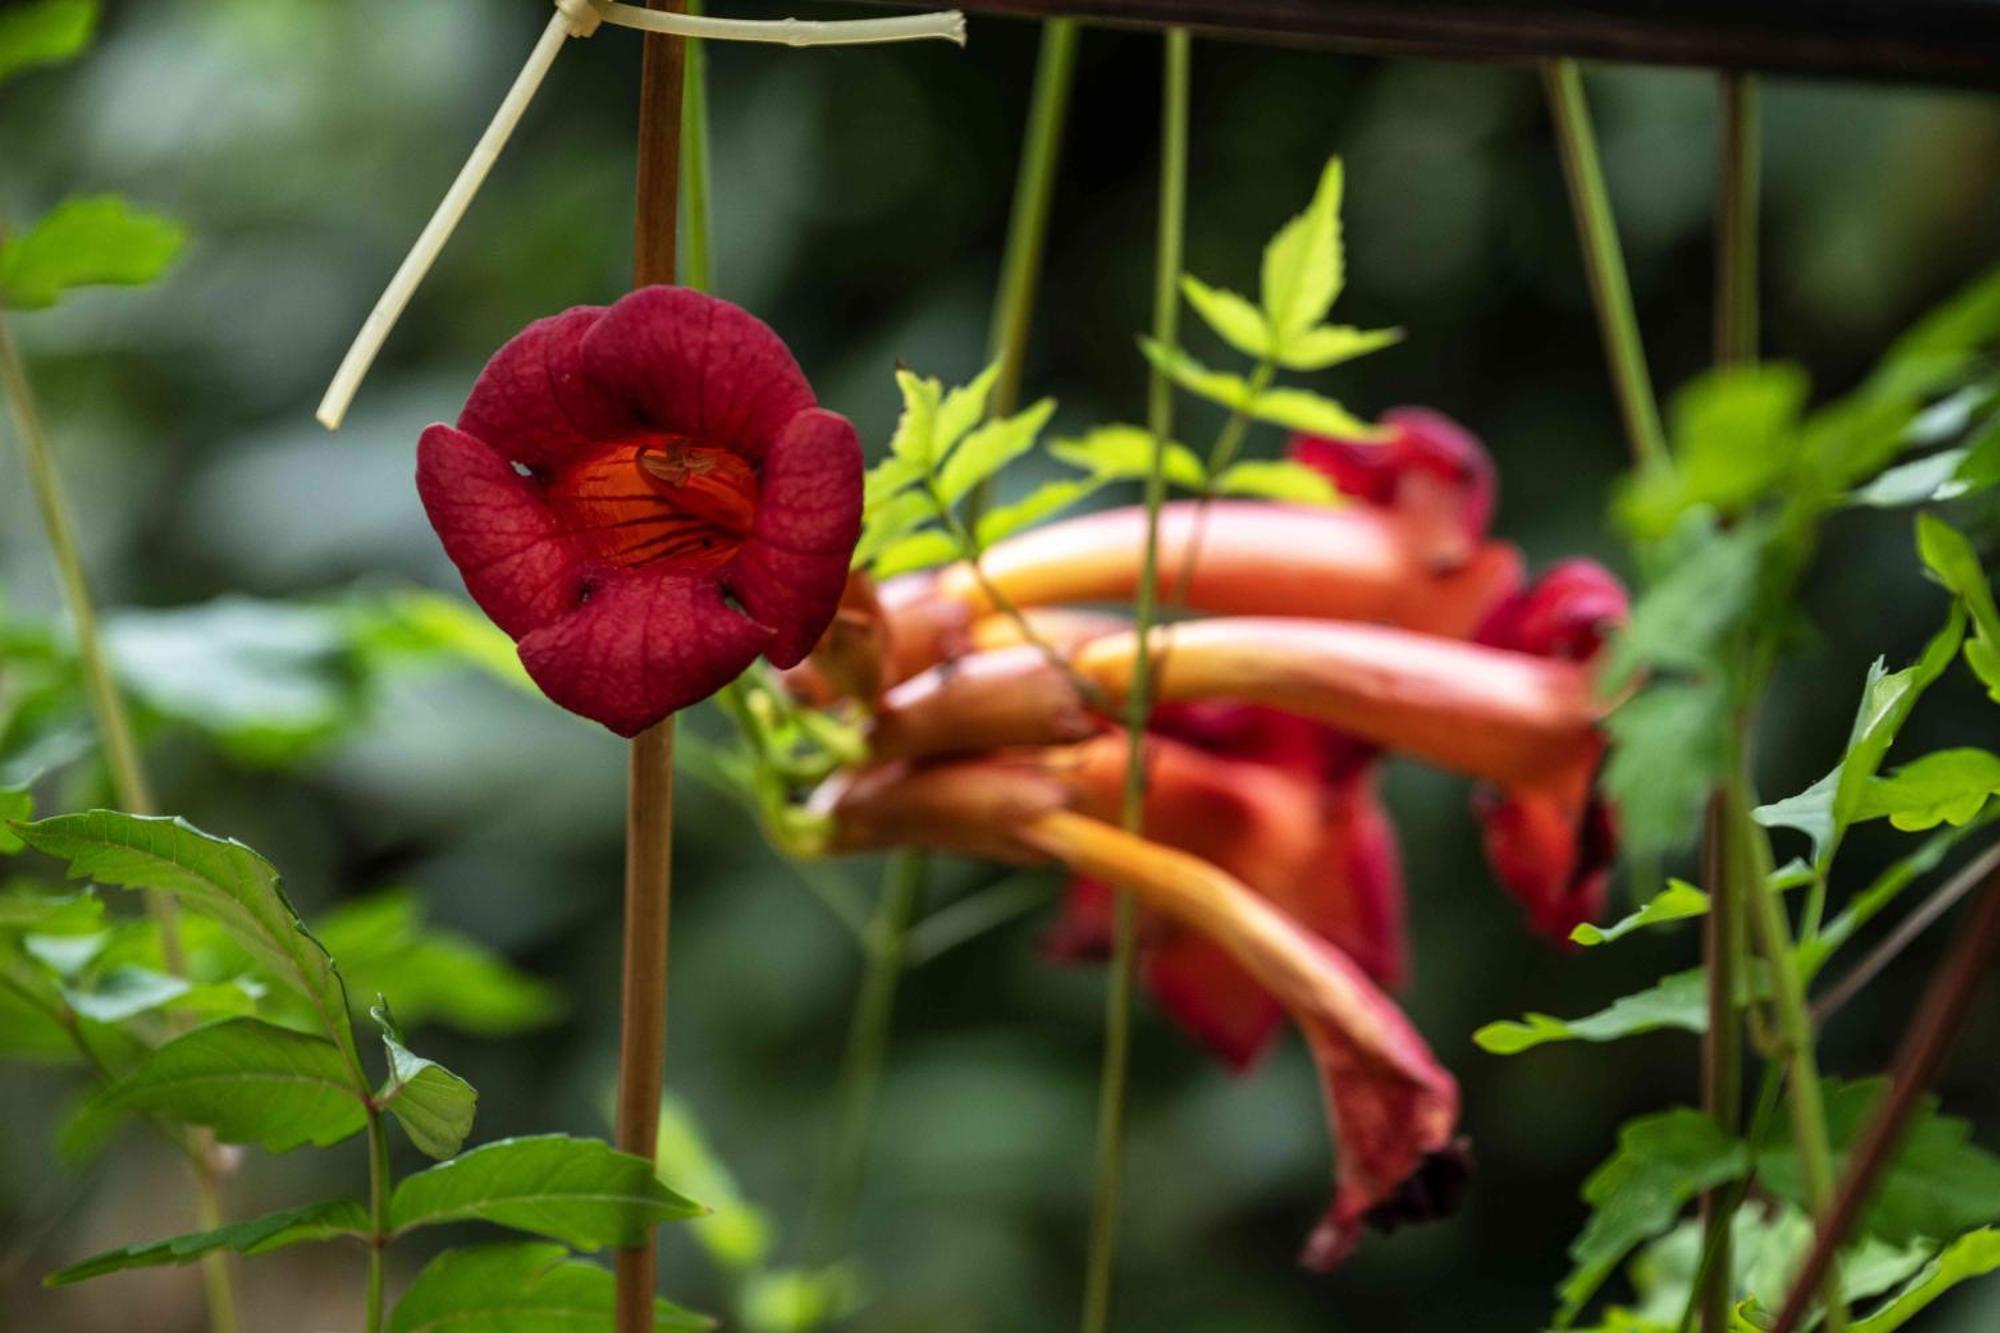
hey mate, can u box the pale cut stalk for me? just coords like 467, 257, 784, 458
316, 3, 965, 431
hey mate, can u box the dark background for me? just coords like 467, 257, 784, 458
3, 1, 1999, 1328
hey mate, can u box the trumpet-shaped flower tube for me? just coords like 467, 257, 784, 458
417, 287, 863, 735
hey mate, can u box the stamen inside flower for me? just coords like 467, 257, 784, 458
545, 435, 758, 572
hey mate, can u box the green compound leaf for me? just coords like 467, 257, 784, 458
1242, 385, 1383, 441
1179, 275, 1271, 360
100, 1017, 365, 1151
0, 883, 100, 931
887, 368, 943, 468
390, 1243, 712, 1332
1854, 747, 2000, 832
1212, 459, 1340, 505
1475, 968, 1711, 1055
391, 1135, 704, 1249
11, 811, 354, 1055
1570, 880, 1710, 947
935, 397, 1056, 508
1604, 679, 1732, 857
1, 195, 184, 310
1618, 365, 1809, 540
315, 890, 561, 1038
373, 1004, 476, 1161
1047, 424, 1205, 488
0, 0, 95, 86
46, 1199, 368, 1286
1851, 1227, 2000, 1331
973, 477, 1097, 547
1259, 156, 1345, 349
1273, 321, 1401, 373
1556, 1108, 1750, 1328
1917, 513, 2000, 703
871, 529, 959, 579
1138, 338, 1257, 413
0, 787, 32, 854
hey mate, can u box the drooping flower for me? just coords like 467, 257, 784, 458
1289, 405, 1497, 569
416, 286, 863, 736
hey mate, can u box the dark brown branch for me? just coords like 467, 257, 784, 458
864, 1, 2000, 89
1770, 860, 2000, 1333
1811, 839, 2000, 1028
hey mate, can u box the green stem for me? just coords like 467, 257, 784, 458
365, 1107, 391, 1333
1732, 771, 1849, 1333
1081, 29, 1188, 1333
1679, 1063, 1787, 1333
1540, 59, 1667, 470
1, 304, 237, 1333
680, 0, 713, 295
809, 851, 925, 1261
1696, 792, 1746, 1333
1714, 74, 1759, 369
986, 20, 1079, 423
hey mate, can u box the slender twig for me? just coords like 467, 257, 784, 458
1733, 773, 1849, 1332
808, 851, 925, 1260
1081, 28, 1188, 1333
680, 0, 714, 295
987, 20, 1078, 424
1678, 1064, 1788, 1333
0, 299, 239, 1333
1540, 58, 1666, 469
364, 1107, 392, 1333
1812, 838, 2000, 1027
614, 24, 686, 1325
1696, 793, 1743, 1332
1771, 861, 2000, 1333
1714, 74, 1759, 368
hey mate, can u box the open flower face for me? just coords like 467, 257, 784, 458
417, 287, 863, 736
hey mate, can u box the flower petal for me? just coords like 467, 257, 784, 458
727, 407, 864, 667
516, 572, 771, 737
582, 286, 817, 461
416, 424, 587, 639
457, 306, 638, 469
1145, 936, 1286, 1070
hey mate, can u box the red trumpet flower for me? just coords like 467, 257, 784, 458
1290, 405, 1497, 569
417, 286, 862, 736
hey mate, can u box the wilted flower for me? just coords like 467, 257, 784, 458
417, 286, 862, 735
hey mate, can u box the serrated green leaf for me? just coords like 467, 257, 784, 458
887, 369, 942, 467
1274, 322, 1402, 372
1556, 1108, 1750, 1327
12, 811, 354, 1054
1, 195, 184, 310
1244, 386, 1383, 440
389, 1243, 711, 1333
1475, 968, 1711, 1056
1047, 424, 1205, 488
1854, 748, 2000, 831
1260, 157, 1345, 347
935, 362, 1001, 451
1604, 680, 1731, 856
316, 891, 561, 1038
374, 1005, 476, 1160
390, 1135, 703, 1248
1852, 1227, 2000, 1331
46, 1199, 368, 1286
0, 786, 32, 853
0, 0, 94, 85
1212, 459, 1340, 504
854, 486, 934, 570
102, 1017, 364, 1151
1619, 366, 1809, 539
973, 477, 1099, 546
1571, 880, 1710, 947
1138, 339, 1255, 412
872, 529, 960, 578
1916, 514, 2000, 702
1179, 275, 1271, 359
936, 398, 1055, 507
1761, 1079, 2000, 1248
1604, 516, 1767, 689
0, 883, 100, 931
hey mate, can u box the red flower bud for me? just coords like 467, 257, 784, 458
416, 287, 862, 735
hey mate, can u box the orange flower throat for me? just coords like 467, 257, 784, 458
546, 435, 758, 573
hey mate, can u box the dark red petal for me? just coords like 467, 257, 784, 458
1476, 558, 1631, 662
581, 286, 817, 462
416, 424, 587, 639
1145, 936, 1285, 1071
1474, 756, 1615, 942
457, 307, 638, 469
1043, 876, 1116, 961
728, 407, 864, 668
516, 573, 771, 736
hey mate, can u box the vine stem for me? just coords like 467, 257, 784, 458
1714, 74, 1759, 367
0, 300, 239, 1333
1731, 772, 1849, 1333
1080, 28, 1188, 1333
364, 1107, 391, 1333
615, 13, 686, 1327
680, 0, 713, 295
809, 851, 925, 1260
1539, 58, 1666, 470
987, 20, 1078, 423
1771, 860, 2000, 1333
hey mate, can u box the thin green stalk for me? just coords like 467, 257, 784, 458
680, 0, 713, 294
1714, 74, 1759, 369
1, 305, 237, 1333
365, 1108, 391, 1333
1679, 1064, 1787, 1333
809, 850, 924, 1261
1081, 29, 1188, 1333
1540, 59, 1667, 470
1731, 773, 1849, 1333
986, 20, 1079, 423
